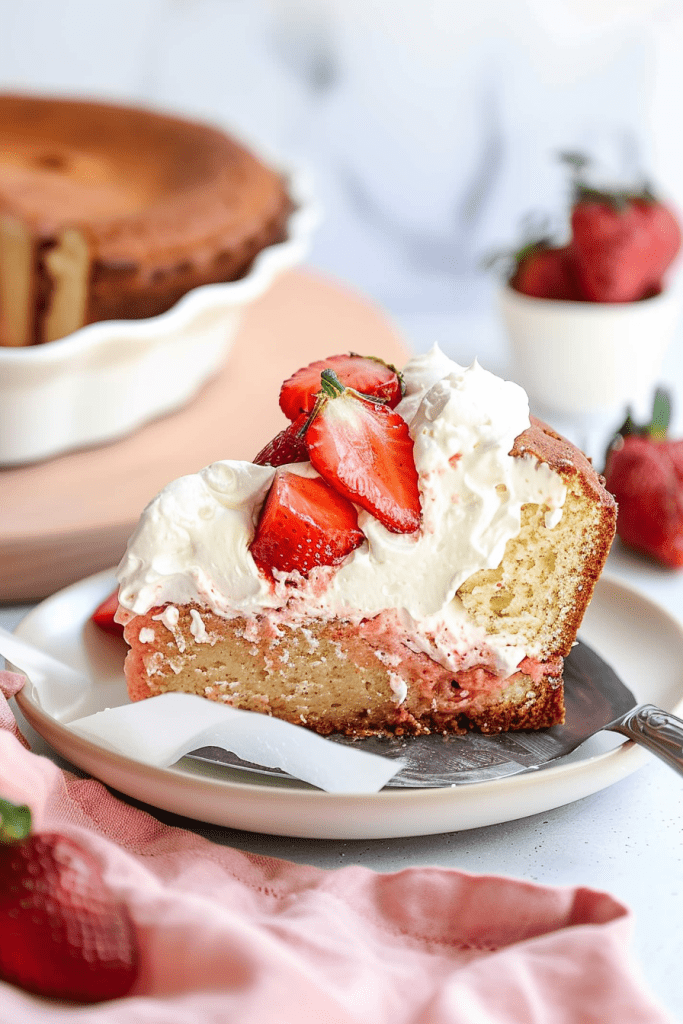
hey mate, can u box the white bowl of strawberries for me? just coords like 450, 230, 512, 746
499, 174, 682, 418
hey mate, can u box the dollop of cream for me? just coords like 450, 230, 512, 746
117, 347, 566, 668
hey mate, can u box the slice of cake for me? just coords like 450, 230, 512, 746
116, 348, 616, 737
0, 94, 292, 346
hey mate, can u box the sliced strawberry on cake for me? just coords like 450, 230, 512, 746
305, 369, 421, 534
279, 353, 404, 420
253, 414, 309, 467
250, 470, 364, 576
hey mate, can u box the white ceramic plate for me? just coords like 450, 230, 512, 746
13, 569, 683, 840
0, 165, 319, 466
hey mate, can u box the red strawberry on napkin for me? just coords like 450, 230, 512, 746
604, 390, 683, 568
305, 369, 421, 534
251, 470, 364, 576
279, 353, 404, 421
0, 797, 138, 1002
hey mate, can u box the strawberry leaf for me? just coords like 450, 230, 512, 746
605, 389, 673, 472
0, 798, 31, 843
651, 388, 671, 440
558, 150, 590, 175
616, 389, 672, 440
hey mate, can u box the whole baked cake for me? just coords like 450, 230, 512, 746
0, 94, 292, 347
116, 347, 616, 737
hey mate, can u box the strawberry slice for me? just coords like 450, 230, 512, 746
279, 353, 404, 422
253, 414, 309, 467
91, 589, 124, 637
250, 470, 364, 576
305, 370, 421, 534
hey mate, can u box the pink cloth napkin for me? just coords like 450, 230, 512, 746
0, 670, 673, 1024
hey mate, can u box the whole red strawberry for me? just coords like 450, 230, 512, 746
279, 353, 404, 421
0, 797, 139, 1003
570, 183, 681, 303
305, 369, 421, 534
510, 242, 582, 300
250, 470, 364, 576
604, 390, 683, 568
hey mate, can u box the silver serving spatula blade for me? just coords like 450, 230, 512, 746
189, 641, 683, 787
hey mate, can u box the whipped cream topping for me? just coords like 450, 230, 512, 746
117, 347, 567, 674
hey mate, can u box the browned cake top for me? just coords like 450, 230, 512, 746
511, 415, 617, 512
0, 94, 290, 268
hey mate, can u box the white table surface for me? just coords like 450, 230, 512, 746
2, 308, 683, 1021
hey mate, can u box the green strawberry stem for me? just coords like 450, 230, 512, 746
318, 368, 389, 406
481, 215, 555, 276
304, 366, 394, 437
319, 369, 346, 399
558, 150, 656, 210
0, 797, 32, 843
558, 149, 591, 179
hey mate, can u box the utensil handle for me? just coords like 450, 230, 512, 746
611, 704, 683, 777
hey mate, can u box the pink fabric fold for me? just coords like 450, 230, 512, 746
0, 670, 673, 1023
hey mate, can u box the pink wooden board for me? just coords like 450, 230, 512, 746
1, 270, 409, 601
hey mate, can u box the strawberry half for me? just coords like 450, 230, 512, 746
0, 797, 138, 1003
253, 414, 309, 467
279, 353, 404, 422
92, 589, 124, 637
250, 470, 364, 577
604, 390, 683, 568
305, 370, 421, 534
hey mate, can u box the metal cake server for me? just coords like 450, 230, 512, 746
190, 641, 683, 787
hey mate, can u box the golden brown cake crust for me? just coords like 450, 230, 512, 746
456, 417, 616, 663
512, 415, 615, 510
507, 416, 617, 652
0, 94, 292, 343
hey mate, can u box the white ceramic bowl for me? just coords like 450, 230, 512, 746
499, 282, 682, 418
0, 165, 319, 466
